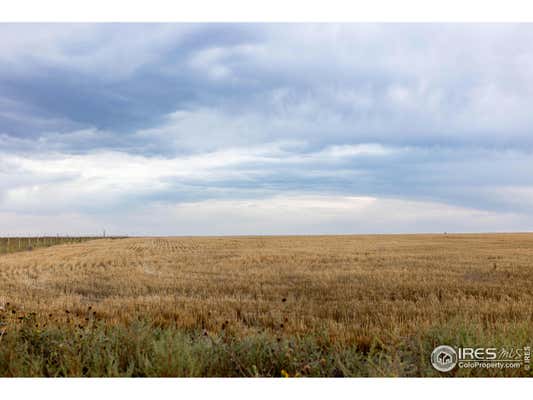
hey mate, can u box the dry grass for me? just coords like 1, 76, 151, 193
1, 234, 532, 376
0, 236, 104, 255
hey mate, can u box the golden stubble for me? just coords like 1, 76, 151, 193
1, 234, 532, 343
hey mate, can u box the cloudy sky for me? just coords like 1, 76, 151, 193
1, 23, 533, 235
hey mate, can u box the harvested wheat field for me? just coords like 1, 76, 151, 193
1, 234, 532, 377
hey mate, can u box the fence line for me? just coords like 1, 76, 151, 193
0, 235, 128, 255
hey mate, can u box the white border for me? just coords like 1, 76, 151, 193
1, 378, 532, 400
0, 0, 533, 22
2, 1, 533, 397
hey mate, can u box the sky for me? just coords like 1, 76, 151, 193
1, 23, 533, 235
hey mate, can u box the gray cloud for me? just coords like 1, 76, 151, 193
1, 23, 533, 234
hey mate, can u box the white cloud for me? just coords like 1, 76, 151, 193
0, 142, 398, 213
2, 195, 527, 236
160, 195, 527, 235
188, 44, 262, 81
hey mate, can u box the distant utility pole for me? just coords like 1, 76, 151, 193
103, 229, 106, 238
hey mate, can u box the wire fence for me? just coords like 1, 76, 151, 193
0, 235, 128, 255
